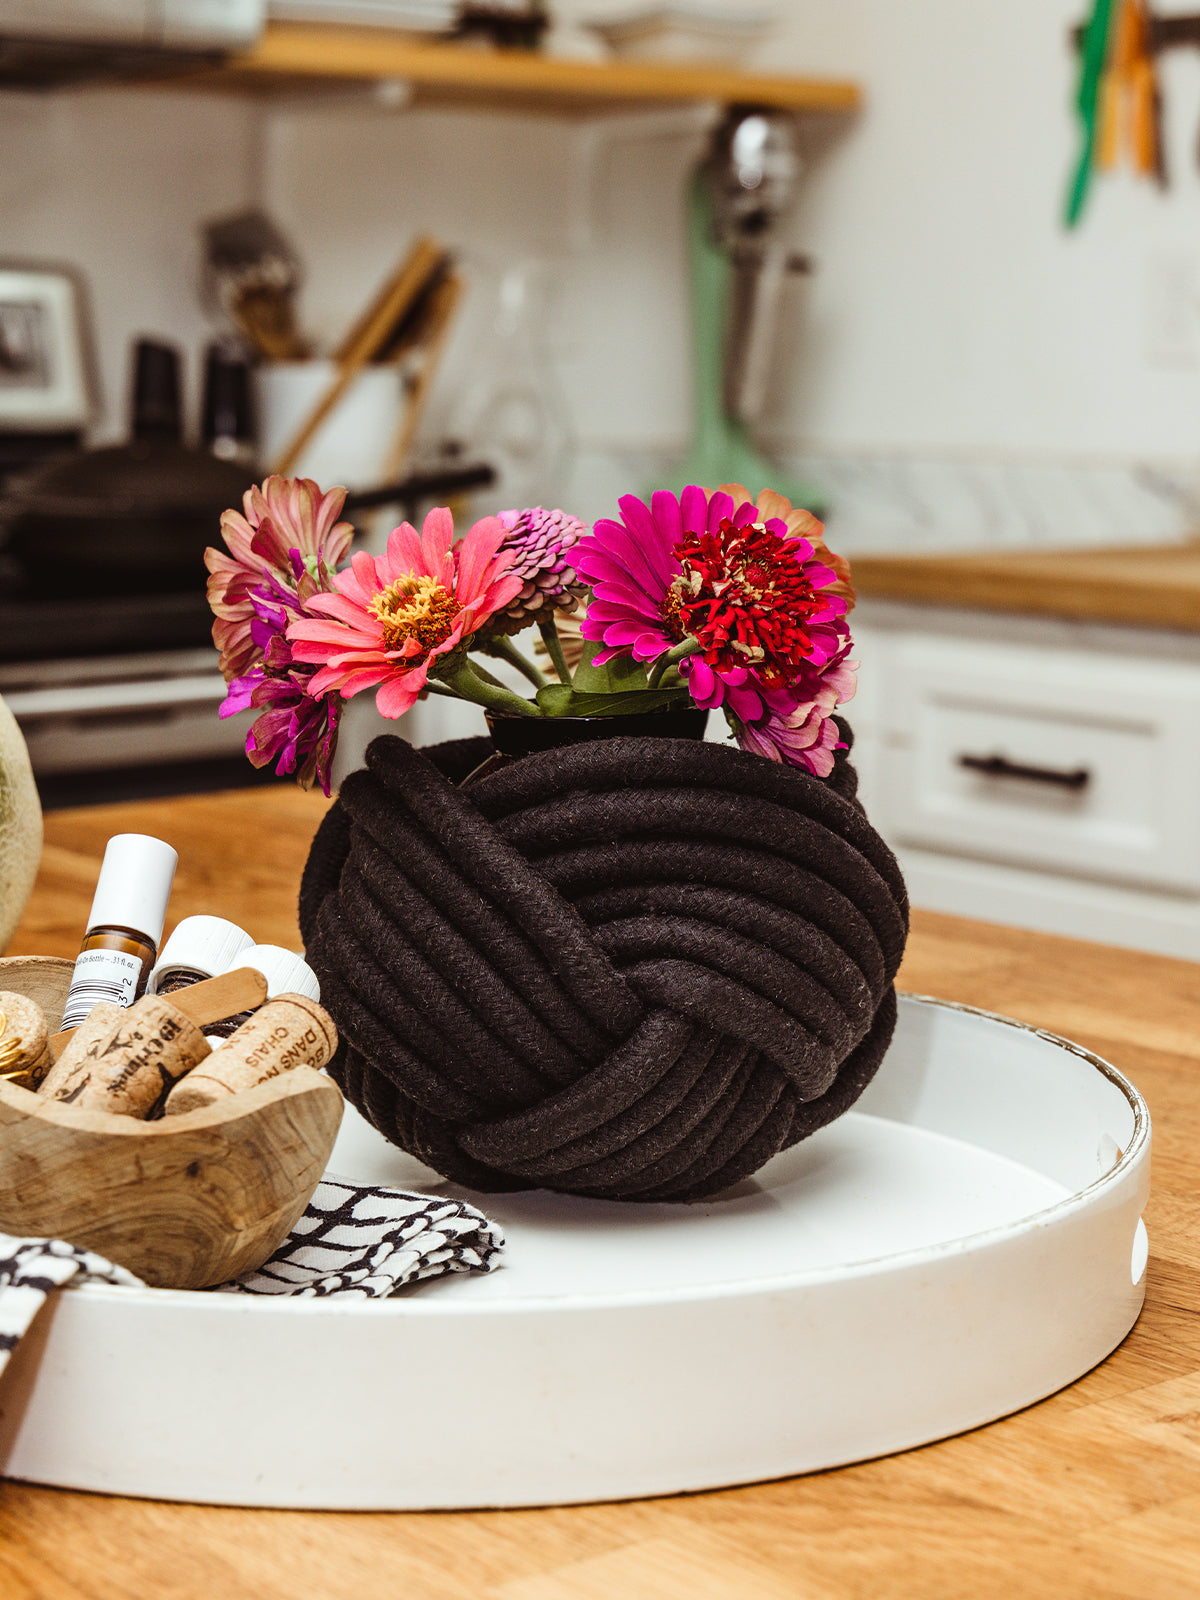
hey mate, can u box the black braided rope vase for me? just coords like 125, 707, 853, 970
298, 723, 909, 1203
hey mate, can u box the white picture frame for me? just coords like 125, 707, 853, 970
0, 262, 94, 432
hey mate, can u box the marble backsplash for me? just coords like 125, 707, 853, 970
553, 447, 1200, 557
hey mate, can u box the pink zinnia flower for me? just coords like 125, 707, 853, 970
287, 507, 524, 720
573, 486, 848, 723
732, 642, 858, 778
737, 701, 844, 777
205, 474, 353, 682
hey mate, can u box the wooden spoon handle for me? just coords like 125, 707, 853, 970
49, 966, 268, 1053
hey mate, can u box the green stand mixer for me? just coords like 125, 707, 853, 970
656, 106, 825, 515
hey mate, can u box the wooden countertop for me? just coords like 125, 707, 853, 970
852, 540, 1200, 630
4, 786, 1200, 1598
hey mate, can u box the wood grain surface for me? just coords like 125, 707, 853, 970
3, 786, 1200, 1599
852, 541, 1200, 629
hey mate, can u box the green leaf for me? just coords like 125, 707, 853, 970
534, 684, 689, 718
535, 683, 577, 716
570, 639, 652, 696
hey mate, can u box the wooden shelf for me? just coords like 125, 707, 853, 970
169, 22, 861, 115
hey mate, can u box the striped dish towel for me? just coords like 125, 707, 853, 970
0, 1180, 504, 1373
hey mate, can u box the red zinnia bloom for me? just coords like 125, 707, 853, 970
733, 642, 858, 777
720, 482, 856, 613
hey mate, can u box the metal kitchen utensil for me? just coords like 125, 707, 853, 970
657, 106, 823, 509
201, 209, 309, 361
707, 108, 812, 422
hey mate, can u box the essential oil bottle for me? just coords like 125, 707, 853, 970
60, 834, 178, 1030
206, 943, 321, 1040
147, 914, 253, 997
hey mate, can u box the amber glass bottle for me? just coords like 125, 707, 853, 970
60, 834, 178, 1030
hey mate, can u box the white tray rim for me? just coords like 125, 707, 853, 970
59, 991, 1152, 1316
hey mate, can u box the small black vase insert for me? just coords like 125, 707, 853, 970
464, 706, 710, 783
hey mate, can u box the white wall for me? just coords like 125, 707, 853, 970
754, 0, 1200, 463
6, 3, 1200, 530
255, 0, 1200, 534
0, 86, 260, 442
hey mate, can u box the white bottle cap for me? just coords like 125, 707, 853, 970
149, 915, 253, 994
221, 943, 321, 1003
86, 834, 178, 947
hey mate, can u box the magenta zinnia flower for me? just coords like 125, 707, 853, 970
573, 487, 848, 723
206, 474, 353, 683
287, 507, 524, 720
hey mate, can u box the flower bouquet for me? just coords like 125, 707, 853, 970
205, 480, 907, 1203
205, 477, 858, 795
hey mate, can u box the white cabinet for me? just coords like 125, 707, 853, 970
851, 601, 1200, 961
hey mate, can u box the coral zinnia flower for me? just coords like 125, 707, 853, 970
573, 486, 848, 723
287, 507, 524, 720
206, 475, 353, 683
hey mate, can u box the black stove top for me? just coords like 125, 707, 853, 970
0, 588, 216, 663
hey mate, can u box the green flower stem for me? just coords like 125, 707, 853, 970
463, 660, 509, 690
436, 655, 543, 718
538, 618, 574, 686
648, 638, 702, 689
482, 635, 548, 690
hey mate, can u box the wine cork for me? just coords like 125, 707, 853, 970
0, 992, 49, 1086
40, 992, 211, 1118
163, 994, 337, 1116
38, 1001, 124, 1096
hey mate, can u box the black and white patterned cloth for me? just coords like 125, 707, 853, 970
0, 1180, 504, 1374
217, 1178, 505, 1297
0, 1237, 142, 1375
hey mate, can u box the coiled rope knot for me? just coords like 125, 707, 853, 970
299, 730, 909, 1202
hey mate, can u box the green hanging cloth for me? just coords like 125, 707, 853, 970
1064, 0, 1117, 227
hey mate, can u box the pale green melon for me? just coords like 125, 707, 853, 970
0, 695, 42, 954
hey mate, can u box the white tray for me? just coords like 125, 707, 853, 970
0, 995, 1150, 1509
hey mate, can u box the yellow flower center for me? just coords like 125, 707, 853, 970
369, 572, 461, 663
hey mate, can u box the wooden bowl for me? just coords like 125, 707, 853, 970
0, 956, 343, 1289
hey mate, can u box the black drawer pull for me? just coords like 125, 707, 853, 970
958, 752, 1091, 791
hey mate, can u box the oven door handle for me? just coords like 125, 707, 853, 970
2, 674, 231, 720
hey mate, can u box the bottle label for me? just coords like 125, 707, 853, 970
61, 948, 144, 1029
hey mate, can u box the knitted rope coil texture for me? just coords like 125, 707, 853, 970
299, 730, 909, 1202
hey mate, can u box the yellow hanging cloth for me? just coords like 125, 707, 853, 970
1096, 0, 1164, 180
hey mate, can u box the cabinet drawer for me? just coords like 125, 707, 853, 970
884, 636, 1200, 892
